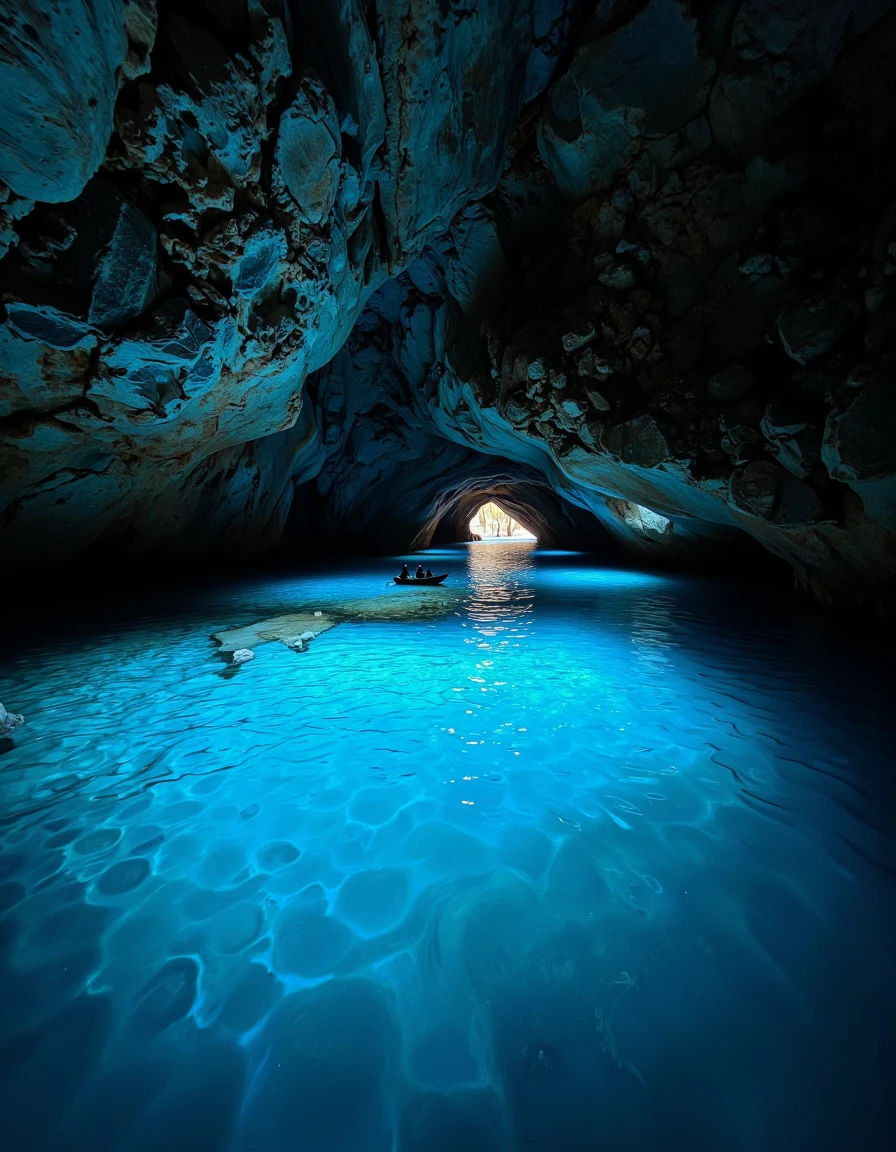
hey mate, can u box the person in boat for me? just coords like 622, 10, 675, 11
399, 564, 410, 580
415, 564, 426, 579
425, 568, 433, 578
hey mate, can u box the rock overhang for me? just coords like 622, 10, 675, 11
0, 0, 894, 605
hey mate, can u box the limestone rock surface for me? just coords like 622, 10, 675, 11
0, 0, 151, 203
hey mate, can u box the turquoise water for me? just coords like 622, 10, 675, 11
0, 543, 893, 1151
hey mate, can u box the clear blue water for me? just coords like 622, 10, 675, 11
1, 543, 894, 1152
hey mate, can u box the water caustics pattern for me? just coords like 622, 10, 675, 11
0, 545, 894, 1152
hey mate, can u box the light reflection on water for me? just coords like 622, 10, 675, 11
465, 540, 535, 634
0, 544, 894, 1152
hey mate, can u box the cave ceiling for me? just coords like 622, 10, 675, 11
1, 0, 894, 602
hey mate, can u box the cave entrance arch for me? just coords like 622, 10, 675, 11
469, 501, 536, 541
409, 469, 611, 552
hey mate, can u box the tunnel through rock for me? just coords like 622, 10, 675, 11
420, 483, 560, 549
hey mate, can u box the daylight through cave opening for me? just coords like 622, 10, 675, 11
469, 501, 537, 541
410, 472, 591, 552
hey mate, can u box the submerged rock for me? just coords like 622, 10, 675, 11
231, 649, 255, 665
214, 614, 337, 658
0, 704, 24, 735
212, 587, 463, 657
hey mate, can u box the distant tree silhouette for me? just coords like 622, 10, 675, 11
469, 502, 533, 539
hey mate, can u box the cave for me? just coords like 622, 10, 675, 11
1, 2, 895, 1150
467, 502, 537, 541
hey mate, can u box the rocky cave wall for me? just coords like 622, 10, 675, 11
302, 259, 619, 555
1, 1, 895, 603
305, 243, 747, 566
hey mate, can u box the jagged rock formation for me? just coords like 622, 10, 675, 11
1, 1, 894, 603
0, 703, 24, 736
303, 264, 616, 554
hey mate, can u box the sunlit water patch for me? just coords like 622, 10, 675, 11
1, 544, 894, 1151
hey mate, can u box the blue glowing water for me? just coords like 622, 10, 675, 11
1, 544, 894, 1151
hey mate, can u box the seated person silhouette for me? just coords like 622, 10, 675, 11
415, 565, 426, 579
399, 564, 410, 580
425, 568, 433, 578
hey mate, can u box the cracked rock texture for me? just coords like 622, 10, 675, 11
1, 0, 895, 604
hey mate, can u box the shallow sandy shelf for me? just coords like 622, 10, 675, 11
211, 586, 463, 656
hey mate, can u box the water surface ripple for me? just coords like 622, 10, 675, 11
0, 544, 894, 1151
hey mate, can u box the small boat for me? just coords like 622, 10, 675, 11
393, 573, 449, 586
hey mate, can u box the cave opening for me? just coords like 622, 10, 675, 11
412, 472, 605, 553
469, 500, 537, 541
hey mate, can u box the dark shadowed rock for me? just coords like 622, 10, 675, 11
778, 297, 852, 365
538, 0, 715, 197
823, 360, 896, 482
730, 459, 824, 525
4, 304, 95, 351
708, 364, 754, 404
729, 460, 781, 520
773, 472, 825, 526
709, 0, 889, 159
762, 400, 821, 478
86, 185, 158, 327
0, 182, 35, 261
766, 426, 822, 479
605, 414, 675, 468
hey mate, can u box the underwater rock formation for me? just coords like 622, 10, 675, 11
212, 587, 469, 660
1, 0, 895, 602
0, 703, 24, 736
